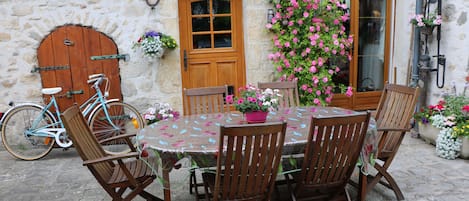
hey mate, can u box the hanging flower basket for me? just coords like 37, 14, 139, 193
420, 26, 435, 35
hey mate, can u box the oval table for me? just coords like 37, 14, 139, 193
138, 106, 377, 201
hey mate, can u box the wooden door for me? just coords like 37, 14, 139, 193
331, 0, 391, 110
37, 25, 122, 112
178, 0, 246, 110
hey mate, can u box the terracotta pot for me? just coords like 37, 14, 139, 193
418, 122, 439, 145
245, 111, 268, 124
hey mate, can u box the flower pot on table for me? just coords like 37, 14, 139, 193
418, 122, 439, 145
245, 111, 268, 124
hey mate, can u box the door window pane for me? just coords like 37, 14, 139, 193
192, 17, 210, 32
357, 0, 386, 91
193, 35, 211, 49
192, 0, 209, 15
213, 17, 231, 31
213, 0, 231, 14
214, 34, 231, 48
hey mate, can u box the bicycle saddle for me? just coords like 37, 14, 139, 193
41, 87, 62, 95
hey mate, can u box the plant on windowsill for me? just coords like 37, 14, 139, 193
132, 30, 178, 60
225, 84, 282, 123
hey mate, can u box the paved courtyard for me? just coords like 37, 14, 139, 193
0, 134, 468, 201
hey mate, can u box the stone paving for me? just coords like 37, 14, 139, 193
1, 134, 468, 201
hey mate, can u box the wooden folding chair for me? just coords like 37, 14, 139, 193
183, 85, 229, 115
285, 112, 371, 201
358, 83, 419, 201
183, 85, 229, 198
61, 104, 162, 201
201, 122, 287, 201
258, 81, 300, 107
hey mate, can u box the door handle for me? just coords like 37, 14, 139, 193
184, 50, 188, 71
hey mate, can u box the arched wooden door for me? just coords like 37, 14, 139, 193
37, 25, 122, 112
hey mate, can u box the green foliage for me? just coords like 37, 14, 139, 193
266, 0, 353, 106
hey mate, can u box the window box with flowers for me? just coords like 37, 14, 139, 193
415, 90, 469, 159
410, 11, 442, 35
225, 84, 282, 123
132, 30, 178, 60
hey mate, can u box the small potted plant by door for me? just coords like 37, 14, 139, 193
226, 84, 281, 124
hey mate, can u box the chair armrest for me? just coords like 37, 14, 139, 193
377, 127, 411, 132
83, 152, 139, 166
98, 133, 136, 144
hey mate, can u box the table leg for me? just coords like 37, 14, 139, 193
163, 167, 171, 201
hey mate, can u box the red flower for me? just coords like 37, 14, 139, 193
462, 105, 469, 112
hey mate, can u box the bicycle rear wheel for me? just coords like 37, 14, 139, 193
88, 102, 144, 155
1, 105, 56, 160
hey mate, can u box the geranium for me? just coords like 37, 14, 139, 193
225, 84, 282, 113
410, 12, 442, 27
133, 30, 178, 59
266, 0, 354, 106
414, 100, 445, 124
142, 103, 180, 125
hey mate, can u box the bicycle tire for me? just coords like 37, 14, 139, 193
1, 105, 56, 160
88, 102, 144, 155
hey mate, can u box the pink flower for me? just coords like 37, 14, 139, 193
322, 77, 328, 83
303, 11, 309, 18
225, 95, 234, 104
293, 37, 298, 43
309, 66, 317, 73
292, 29, 298, 35
301, 84, 308, 90
313, 98, 320, 105
346, 86, 353, 97
247, 97, 257, 103
265, 23, 272, 29
284, 42, 290, 47
316, 90, 321, 96
462, 105, 469, 112
237, 98, 244, 104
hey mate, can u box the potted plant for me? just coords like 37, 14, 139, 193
409, 11, 442, 35
142, 103, 180, 125
415, 91, 469, 159
132, 30, 178, 60
225, 84, 282, 123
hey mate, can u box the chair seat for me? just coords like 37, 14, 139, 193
108, 158, 157, 186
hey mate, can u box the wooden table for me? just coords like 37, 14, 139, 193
138, 106, 377, 201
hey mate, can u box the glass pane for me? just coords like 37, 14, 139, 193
357, 56, 384, 92
331, 56, 350, 92
357, 0, 386, 92
213, 0, 231, 14
213, 17, 231, 31
192, 17, 210, 32
359, 0, 386, 18
358, 18, 384, 55
191, 0, 209, 15
193, 35, 211, 49
214, 34, 231, 48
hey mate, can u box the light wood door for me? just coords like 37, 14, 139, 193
37, 25, 122, 112
178, 0, 246, 110
331, 0, 391, 110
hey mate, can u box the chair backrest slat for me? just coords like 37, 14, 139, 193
183, 85, 229, 115
213, 122, 287, 201
258, 81, 300, 108
61, 105, 113, 181
294, 112, 371, 199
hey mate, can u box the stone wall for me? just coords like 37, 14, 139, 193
0, 0, 273, 114
392, 0, 469, 105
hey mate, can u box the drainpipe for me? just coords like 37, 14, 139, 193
410, 0, 422, 88
412, 0, 423, 133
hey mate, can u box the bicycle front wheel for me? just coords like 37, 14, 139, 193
1, 105, 56, 160
88, 102, 144, 155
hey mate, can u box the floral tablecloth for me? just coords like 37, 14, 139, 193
138, 106, 377, 174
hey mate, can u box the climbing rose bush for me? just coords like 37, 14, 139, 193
266, 0, 353, 106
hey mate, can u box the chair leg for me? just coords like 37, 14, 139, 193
374, 164, 405, 200
284, 174, 297, 201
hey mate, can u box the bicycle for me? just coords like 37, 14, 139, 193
0, 74, 144, 160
